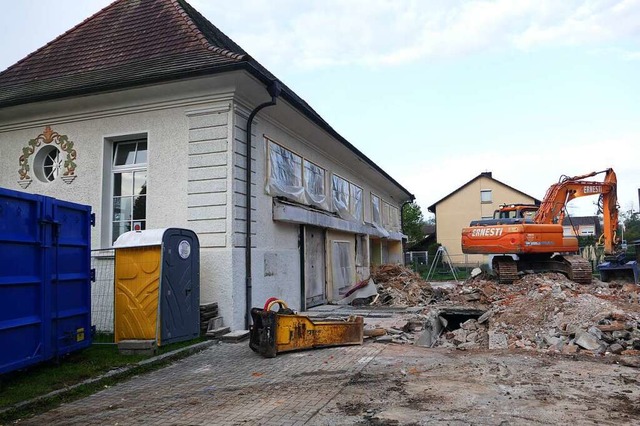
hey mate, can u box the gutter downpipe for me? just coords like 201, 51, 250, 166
245, 81, 282, 330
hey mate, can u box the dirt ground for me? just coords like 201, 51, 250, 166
313, 344, 640, 425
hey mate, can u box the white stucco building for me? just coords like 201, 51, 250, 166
0, 0, 414, 330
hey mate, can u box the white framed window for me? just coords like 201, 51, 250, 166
111, 138, 147, 243
480, 189, 492, 203
331, 174, 363, 222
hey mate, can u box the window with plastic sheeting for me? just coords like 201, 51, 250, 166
331, 174, 363, 222
371, 194, 381, 225
382, 201, 391, 229
332, 175, 350, 217
303, 159, 328, 209
266, 140, 305, 203
349, 183, 363, 221
389, 206, 400, 232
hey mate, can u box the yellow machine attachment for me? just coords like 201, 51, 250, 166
249, 299, 364, 358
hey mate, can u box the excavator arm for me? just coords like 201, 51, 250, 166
533, 168, 619, 254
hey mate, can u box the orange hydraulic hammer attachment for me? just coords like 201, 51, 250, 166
249, 299, 364, 358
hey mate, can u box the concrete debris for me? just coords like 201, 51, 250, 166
353, 264, 639, 358
219, 330, 250, 342
369, 264, 434, 306
477, 309, 494, 324
488, 333, 509, 350
575, 331, 601, 351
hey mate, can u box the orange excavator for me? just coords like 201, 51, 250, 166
461, 168, 638, 284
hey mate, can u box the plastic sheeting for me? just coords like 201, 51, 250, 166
371, 194, 381, 225
332, 175, 363, 223
332, 175, 350, 218
266, 142, 305, 203
349, 184, 363, 221
303, 160, 328, 209
266, 142, 329, 209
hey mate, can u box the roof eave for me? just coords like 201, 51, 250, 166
0, 62, 247, 109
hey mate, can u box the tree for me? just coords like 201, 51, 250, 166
402, 202, 426, 245
622, 211, 640, 243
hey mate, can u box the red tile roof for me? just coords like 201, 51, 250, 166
0, 0, 415, 200
0, 0, 246, 107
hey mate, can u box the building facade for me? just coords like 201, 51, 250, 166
0, 0, 413, 330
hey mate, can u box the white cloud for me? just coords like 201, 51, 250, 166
192, 0, 640, 70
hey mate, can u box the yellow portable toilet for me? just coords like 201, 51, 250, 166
113, 228, 200, 346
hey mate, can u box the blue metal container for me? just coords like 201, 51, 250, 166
0, 187, 93, 374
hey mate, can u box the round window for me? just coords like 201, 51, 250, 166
33, 145, 63, 183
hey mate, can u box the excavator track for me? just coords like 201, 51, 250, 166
494, 258, 518, 284
564, 255, 593, 284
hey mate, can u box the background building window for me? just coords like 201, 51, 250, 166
112, 139, 147, 242
481, 189, 492, 203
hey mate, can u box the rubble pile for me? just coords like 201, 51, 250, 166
452, 272, 640, 355
436, 318, 489, 350
369, 264, 434, 307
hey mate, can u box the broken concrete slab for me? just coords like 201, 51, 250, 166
477, 309, 494, 324
488, 333, 508, 350
608, 343, 624, 355
219, 330, 250, 343
206, 326, 231, 339
206, 316, 224, 332
575, 332, 601, 351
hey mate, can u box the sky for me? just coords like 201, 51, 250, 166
1, 0, 639, 219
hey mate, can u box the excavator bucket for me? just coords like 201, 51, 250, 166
597, 254, 639, 285
250, 299, 364, 358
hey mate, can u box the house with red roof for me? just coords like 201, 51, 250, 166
0, 0, 413, 330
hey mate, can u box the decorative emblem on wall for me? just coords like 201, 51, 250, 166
18, 126, 78, 188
